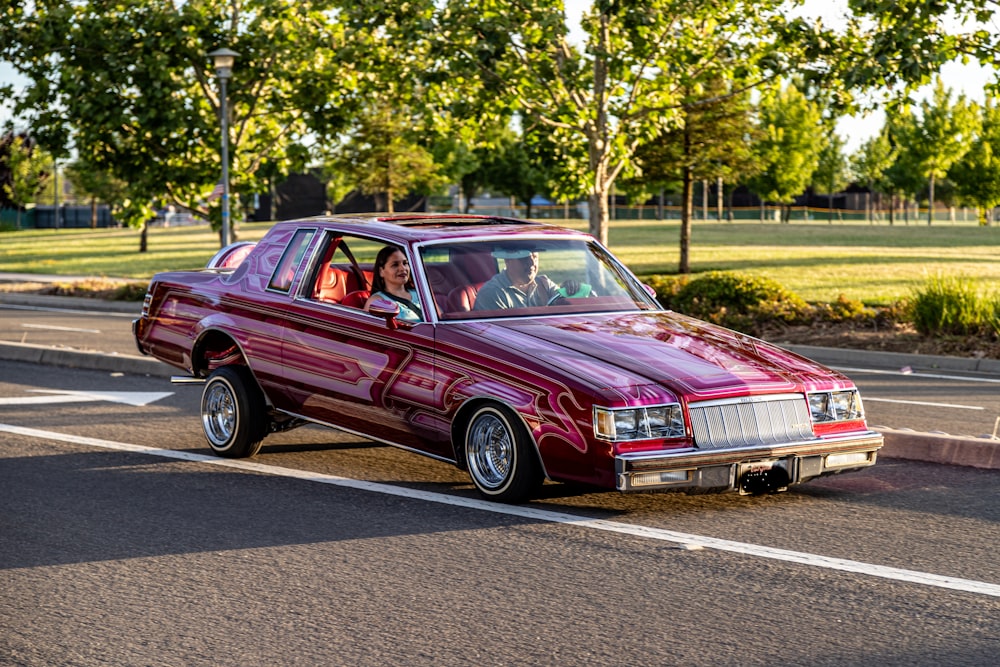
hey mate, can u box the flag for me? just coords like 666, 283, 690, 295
207, 180, 225, 202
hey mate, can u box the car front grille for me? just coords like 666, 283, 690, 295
688, 393, 814, 450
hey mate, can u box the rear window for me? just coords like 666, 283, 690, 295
268, 228, 316, 292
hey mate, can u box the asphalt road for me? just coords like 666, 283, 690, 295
2, 361, 999, 666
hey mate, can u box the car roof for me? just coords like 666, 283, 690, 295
270, 213, 593, 245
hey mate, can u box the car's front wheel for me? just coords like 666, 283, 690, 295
464, 404, 542, 503
201, 365, 268, 458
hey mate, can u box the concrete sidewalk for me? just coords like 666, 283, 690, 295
1, 284, 998, 471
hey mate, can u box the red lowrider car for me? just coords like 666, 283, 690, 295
133, 214, 882, 502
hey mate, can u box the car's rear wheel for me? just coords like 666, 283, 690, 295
464, 404, 542, 503
201, 365, 268, 458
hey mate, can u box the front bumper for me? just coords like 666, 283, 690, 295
615, 431, 884, 493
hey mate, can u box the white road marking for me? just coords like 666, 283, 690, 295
0, 390, 173, 407
21, 323, 102, 334
0, 303, 135, 318
835, 366, 1000, 385
864, 397, 985, 410
3, 422, 999, 599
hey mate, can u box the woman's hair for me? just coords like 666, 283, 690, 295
371, 245, 414, 293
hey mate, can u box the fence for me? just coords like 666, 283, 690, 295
0, 205, 118, 229
429, 201, 996, 225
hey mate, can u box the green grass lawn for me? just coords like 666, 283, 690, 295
2, 218, 999, 304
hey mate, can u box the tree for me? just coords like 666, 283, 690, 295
1, 134, 50, 229
885, 110, 934, 225
949, 99, 1000, 226
334, 102, 446, 213
481, 124, 552, 219
835, 1, 1000, 101
811, 131, 850, 222
0, 0, 359, 244
900, 80, 979, 224
632, 80, 760, 272
64, 158, 128, 229
439, 0, 816, 246
850, 127, 897, 223
747, 82, 826, 222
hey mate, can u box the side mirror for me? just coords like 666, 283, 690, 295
642, 283, 657, 298
368, 297, 401, 330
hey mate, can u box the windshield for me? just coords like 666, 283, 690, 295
419, 238, 660, 320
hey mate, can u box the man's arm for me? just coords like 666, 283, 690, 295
472, 279, 510, 310
536, 275, 562, 305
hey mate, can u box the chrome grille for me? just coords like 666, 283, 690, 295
688, 394, 814, 450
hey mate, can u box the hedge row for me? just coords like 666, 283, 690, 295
644, 270, 999, 340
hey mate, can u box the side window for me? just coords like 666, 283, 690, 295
311, 233, 384, 306
268, 229, 316, 293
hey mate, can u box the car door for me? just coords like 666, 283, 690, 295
278, 232, 452, 458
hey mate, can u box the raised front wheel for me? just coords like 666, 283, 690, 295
464, 405, 542, 503
201, 365, 268, 458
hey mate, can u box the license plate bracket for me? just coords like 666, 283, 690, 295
738, 459, 790, 495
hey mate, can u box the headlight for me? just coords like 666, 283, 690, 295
594, 404, 685, 441
808, 390, 863, 423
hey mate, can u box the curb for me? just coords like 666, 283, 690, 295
0, 292, 140, 314
0, 341, 174, 378
877, 428, 1000, 470
783, 344, 1000, 375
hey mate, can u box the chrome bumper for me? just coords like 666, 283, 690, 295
615, 431, 884, 493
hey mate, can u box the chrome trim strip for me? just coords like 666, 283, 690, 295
617, 431, 884, 470
273, 408, 458, 465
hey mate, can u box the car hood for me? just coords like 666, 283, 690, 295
456, 311, 850, 401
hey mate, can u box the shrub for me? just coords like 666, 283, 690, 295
643, 274, 688, 305
911, 275, 999, 337
648, 270, 810, 332
44, 278, 148, 301
811, 294, 878, 324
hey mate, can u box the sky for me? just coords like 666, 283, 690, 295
1, 1, 995, 153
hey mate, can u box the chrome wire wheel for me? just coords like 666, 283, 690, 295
468, 412, 513, 490
202, 381, 236, 446
200, 365, 268, 458
464, 404, 542, 503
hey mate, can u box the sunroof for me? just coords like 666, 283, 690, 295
390, 215, 541, 227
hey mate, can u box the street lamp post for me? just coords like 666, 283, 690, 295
207, 47, 239, 248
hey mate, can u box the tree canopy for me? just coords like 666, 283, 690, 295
950, 99, 1000, 225
2, 0, 1000, 245
0, 0, 358, 230
747, 82, 826, 219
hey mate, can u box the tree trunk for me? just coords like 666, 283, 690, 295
716, 177, 723, 221
679, 166, 693, 274
90, 197, 98, 229
927, 174, 935, 225
140, 219, 148, 253
588, 191, 609, 246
